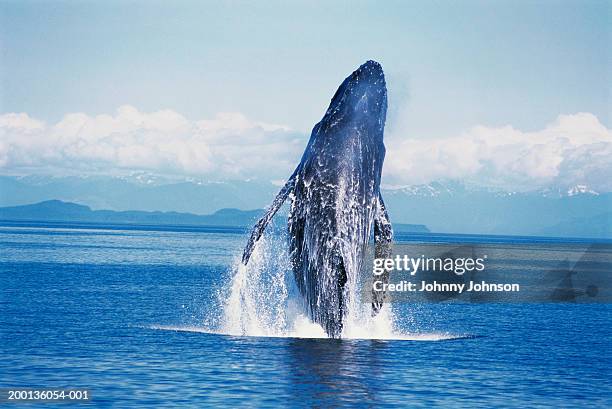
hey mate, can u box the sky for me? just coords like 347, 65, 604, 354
0, 0, 610, 191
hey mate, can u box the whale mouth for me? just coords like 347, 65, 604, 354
148, 325, 473, 342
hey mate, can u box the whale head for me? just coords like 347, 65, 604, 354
317, 60, 388, 141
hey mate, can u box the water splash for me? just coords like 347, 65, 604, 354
149, 324, 468, 341
220, 231, 292, 337
209, 229, 462, 341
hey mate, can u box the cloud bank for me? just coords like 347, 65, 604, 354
0, 105, 305, 180
1, 107, 610, 191
385, 112, 612, 191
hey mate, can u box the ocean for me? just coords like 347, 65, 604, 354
1, 223, 610, 407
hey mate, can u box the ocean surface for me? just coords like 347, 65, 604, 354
1, 223, 610, 407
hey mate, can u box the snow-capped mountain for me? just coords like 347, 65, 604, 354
1, 175, 609, 237
539, 184, 600, 198
567, 184, 599, 196
384, 181, 603, 199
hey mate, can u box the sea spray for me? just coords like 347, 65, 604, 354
219, 228, 397, 339
221, 231, 291, 337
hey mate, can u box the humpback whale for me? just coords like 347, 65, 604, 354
242, 60, 393, 338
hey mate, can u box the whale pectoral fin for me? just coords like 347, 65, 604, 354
241, 169, 298, 265
372, 193, 393, 316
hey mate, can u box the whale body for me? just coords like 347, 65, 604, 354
241, 60, 393, 338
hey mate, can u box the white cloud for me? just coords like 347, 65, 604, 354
1, 107, 610, 192
384, 113, 612, 191
0, 105, 304, 179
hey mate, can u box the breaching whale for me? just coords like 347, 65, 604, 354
241, 60, 393, 338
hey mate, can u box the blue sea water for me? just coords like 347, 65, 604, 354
0, 223, 610, 407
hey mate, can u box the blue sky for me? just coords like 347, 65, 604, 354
2, 0, 609, 132
0, 0, 610, 190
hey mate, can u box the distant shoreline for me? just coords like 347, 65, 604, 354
0, 219, 249, 234
3, 176, 611, 239
1, 219, 610, 244
0, 200, 429, 234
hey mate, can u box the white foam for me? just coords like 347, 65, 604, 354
177, 231, 471, 342
149, 324, 467, 341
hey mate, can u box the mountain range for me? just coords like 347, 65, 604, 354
0, 175, 609, 238
0, 200, 430, 233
